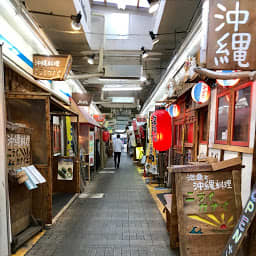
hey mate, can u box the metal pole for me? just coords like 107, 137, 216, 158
0, 45, 11, 255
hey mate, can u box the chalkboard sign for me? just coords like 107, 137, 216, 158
222, 183, 256, 256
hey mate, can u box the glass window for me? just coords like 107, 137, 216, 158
216, 95, 230, 141
233, 86, 251, 142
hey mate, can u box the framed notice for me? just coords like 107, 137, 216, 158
89, 132, 94, 167
57, 158, 73, 180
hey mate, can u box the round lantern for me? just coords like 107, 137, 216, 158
103, 131, 110, 142
191, 81, 211, 104
168, 104, 180, 117
151, 109, 172, 151
216, 70, 240, 87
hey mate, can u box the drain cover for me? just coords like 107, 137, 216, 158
99, 171, 115, 174
79, 193, 104, 199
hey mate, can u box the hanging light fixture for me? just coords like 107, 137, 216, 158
87, 54, 95, 65
149, 31, 160, 45
147, 0, 160, 14
191, 81, 211, 104
71, 12, 82, 30
141, 47, 149, 59
29, 10, 83, 31
117, 0, 126, 10
151, 108, 172, 151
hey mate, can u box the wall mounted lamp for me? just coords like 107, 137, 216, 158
141, 47, 149, 59
29, 10, 82, 31
147, 0, 160, 14
87, 54, 95, 65
149, 31, 160, 45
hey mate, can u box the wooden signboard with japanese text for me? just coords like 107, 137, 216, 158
174, 163, 242, 256
206, 0, 256, 70
222, 183, 256, 256
93, 114, 105, 123
33, 54, 72, 80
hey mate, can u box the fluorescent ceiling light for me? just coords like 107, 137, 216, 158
98, 78, 140, 83
149, 1, 160, 14
117, 1, 126, 9
102, 87, 142, 91
111, 97, 135, 103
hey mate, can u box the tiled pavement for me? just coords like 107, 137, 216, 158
26, 155, 178, 256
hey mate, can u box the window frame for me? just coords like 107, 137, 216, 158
199, 107, 209, 145
215, 91, 231, 145
230, 82, 252, 147
214, 82, 252, 147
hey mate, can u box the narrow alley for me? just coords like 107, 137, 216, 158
25, 155, 177, 256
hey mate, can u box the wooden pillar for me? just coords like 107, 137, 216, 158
0, 45, 11, 255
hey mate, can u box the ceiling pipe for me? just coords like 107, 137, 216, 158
67, 72, 104, 80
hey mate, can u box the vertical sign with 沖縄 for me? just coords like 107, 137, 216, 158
206, 0, 256, 70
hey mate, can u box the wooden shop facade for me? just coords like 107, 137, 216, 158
4, 63, 82, 251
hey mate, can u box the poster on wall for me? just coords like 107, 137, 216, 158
57, 158, 73, 180
89, 131, 95, 167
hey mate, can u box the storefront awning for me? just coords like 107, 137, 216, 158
69, 99, 101, 127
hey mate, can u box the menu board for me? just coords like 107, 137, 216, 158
175, 169, 241, 256
7, 133, 31, 172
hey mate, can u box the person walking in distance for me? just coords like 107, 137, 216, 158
113, 134, 122, 168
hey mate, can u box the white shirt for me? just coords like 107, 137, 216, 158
113, 139, 122, 152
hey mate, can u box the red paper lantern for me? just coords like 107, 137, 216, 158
151, 109, 172, 151
102, 131, 110, 142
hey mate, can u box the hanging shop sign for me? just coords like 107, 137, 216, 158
205, 0, 256, 70
57, 158, 74, 181
216, 71, 240, 87
145, 117, 157, 174
191, 82, 211, 104
33, 54, 72, 81
151, 109, 172, 152
136, 114, 147, 123
168, 104, 180, 117
222, 183, 256, 256
93, 115, 105, 123
72, 93, 92, 106
89, 131, 95, 166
